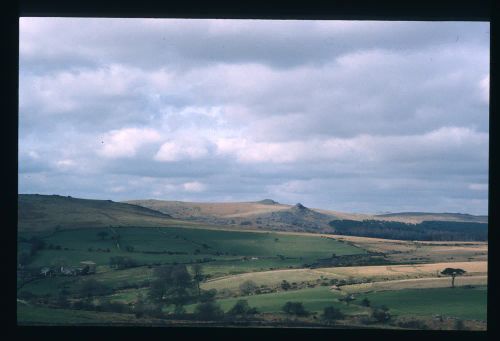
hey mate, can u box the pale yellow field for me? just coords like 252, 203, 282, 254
325, 234, 488, 263
340, 275, 488, 293
201, 261, 487, 292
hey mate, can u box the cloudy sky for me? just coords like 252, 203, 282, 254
19, 18, 489, 214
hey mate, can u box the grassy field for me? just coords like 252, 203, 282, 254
18, 197, 488, 324
19, 226, 366, 301
24, 226, 365, 269
329, 235, 488, 263
17, 302, 161, 325
18, 194, 194, 232
356, 286, 487, 321
202, 261, 487, 292
342, 275, 488, 293
184, 286, 366, 315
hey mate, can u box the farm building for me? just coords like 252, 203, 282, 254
80, 261, 96, 274
40, 267, 54, 276
60, 266, 78, 276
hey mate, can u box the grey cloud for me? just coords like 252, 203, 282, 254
18, 19, 489, 215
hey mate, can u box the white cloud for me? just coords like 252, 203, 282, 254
18, 19, 489, 214
154, 139, 209, 162
480, 74, 489, 103
109, 186, 126, 193
56, 159, 76, 168
214, 127, 487, 165
468, 183, 488, 191
182, 181, 206, 192
99, 127, 162, 158
28, 151, 40, 159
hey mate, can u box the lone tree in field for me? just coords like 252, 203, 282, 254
440, 268, 466, 288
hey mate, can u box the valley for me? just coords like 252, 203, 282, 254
17, 194, 488, 330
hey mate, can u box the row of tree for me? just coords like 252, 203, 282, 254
329, 219, 487, 241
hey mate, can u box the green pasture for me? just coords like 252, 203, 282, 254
183, 286, 365, 315
356, 286, 487, 321
23, 226, 365, 269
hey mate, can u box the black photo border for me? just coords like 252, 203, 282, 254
6, 1, 497, 340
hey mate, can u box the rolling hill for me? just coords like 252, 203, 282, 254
19, 194, 488, 238
124, 199, 341, 231
125, 198, 487, 230
373, 212, 488, 224
18, 194, 182, 232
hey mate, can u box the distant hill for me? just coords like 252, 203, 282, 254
246, 203, 339, 231
19, 194, 488, 238
374, 212, 488, 224
18, 194, 178, 232
125, 199, 340, 232
126, 199, 488, 233
256, 199, 280, 205
123, 199, 292, 221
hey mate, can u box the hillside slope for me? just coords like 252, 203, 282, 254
124, 199, 291, 220
373, 212, 488, 224
125, 200, 340, 231
18, 194, 179, 232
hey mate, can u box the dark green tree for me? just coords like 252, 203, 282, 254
227, 299, 258, 318
441, 268, 466, 288
194, 301, 224, 320
282, 301, 309, 317
239, 280, 258, 295
321, 306, 344, 323
281, 280, 291, 290
148, 264, 196, 313
199, 288, 217, 303
360, 298, 371, 307
372, 306, 391, 323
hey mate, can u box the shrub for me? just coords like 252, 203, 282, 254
194, 301, 224, 320
281, 280, 291, 290
227, 299, 258, 317
100, 300, 131, 313
454, 319, 467, 330
282, 302, 309, 317
360, 298, 371, 307
321, 306, 344, 322
397, 319, 429, 330
372, 307, 391, 323
199, 289, 217, 303
239, 280, 258, 295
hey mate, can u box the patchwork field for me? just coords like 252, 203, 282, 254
202, 261, 487, 292
21, 226, 365, 271
17, 195, 488, 330
341, 276, 488, 293
185, 286, 364, 314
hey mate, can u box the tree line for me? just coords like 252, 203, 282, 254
329, 219, 487, 241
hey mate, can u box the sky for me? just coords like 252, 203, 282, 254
18, 18, 489, 214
